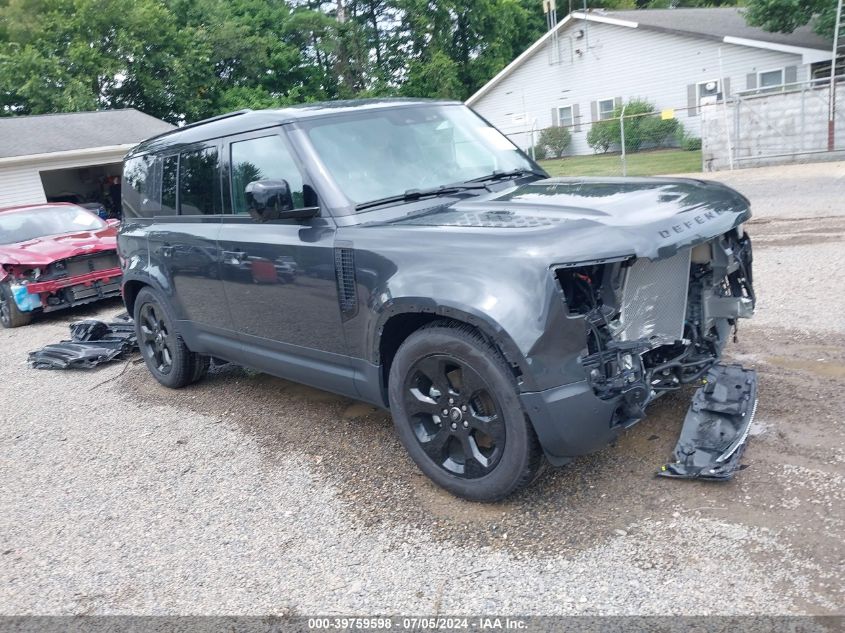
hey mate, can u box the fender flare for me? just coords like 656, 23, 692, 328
370, 296, 537, 390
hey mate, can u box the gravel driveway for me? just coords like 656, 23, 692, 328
1, 161, 843, 616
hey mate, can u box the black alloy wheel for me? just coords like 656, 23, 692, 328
389, 322, 542, 501
133, 286, 209, 389
403, 354, 505, 479
138, 302, 175, 375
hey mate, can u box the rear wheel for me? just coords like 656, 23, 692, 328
388, 322, 542, 501
133, 286, 208, 388
0, 282, 32, 328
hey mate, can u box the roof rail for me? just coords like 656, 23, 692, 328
140, 109, 253, 144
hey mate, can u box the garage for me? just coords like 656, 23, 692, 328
0, 109, 173, 213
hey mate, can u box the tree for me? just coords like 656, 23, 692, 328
537, 126, 572, 158
744, 0, 838, 39
586, 98, 679, 153
586, 122, 615, 153
0, 0, 553, 120
0, 0, 200, 120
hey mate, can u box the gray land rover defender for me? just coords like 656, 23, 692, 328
119, 99, 757, 500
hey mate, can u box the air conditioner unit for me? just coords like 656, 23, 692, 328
700, 81, 719, 97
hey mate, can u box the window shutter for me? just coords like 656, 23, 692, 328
687, 83, 697, 117
784, 65, 797, 85
722, 77, 731, 99
746, 73, 757, 90
614, 96, 623, 110
572, 104, 581, 132
551, 107, 560, 127
590, 101, 598, 123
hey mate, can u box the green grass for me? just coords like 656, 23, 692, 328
538, 148, 702, 178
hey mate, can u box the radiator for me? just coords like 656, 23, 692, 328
618, 248, 691, 345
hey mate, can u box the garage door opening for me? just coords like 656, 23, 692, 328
39, 163, 123, 219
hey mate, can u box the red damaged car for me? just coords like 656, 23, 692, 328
0, 203, 121, 328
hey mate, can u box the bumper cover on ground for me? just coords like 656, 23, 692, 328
659, 363, 758, 480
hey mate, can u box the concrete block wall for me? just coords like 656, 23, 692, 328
702, 83, 845, 171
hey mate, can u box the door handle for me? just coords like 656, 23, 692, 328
161, 245, 174, 258
222, 250, 248, 264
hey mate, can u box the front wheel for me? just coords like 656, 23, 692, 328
0, 282, 32, 328
133, 286, 209, 389
388, 322, 542, 502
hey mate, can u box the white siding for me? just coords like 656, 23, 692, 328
0, 165, 46, 206
470, 22, 809, 155
0, 148, 129, 207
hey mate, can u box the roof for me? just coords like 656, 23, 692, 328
467, 8, 834, 105
610, 8, 831, 51
0, 109, 175, 159
128, 98, 460, 158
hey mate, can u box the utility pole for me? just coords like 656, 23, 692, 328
829, 0, 843, 151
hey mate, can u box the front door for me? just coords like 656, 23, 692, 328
218, 129, 354, 397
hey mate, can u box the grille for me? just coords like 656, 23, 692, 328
58, 253, 120, 278
618, 248, 691, 344
334, 247, 358, 319
69, 280, 121, 302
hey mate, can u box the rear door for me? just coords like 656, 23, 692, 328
146, 143, 234, 344
218, 127, 355, 397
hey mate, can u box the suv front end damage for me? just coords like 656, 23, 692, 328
550, 228, 757, 476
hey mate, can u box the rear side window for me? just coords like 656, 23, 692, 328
230, 135, 305, 214
123, 155, 161, 218
179, 147, 222, 215
161, 156, 178, 214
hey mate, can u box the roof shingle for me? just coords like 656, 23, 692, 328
0, 109, 175, 159
604, 8, 831, 51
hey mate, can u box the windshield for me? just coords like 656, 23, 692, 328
301, 104, 535, 207
0, 205, 105, 245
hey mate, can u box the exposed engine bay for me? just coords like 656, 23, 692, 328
556, 227, 757, 479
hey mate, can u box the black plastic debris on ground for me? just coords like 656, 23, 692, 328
29, 313, 138, 370
658, 363, 758, 481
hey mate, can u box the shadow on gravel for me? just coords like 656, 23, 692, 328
117, 325, 845, 560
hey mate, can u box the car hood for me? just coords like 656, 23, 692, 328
376, 177, 751, 261
0, 228, 117, 266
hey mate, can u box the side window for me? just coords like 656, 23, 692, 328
229, 135, 305, 214
161, 156, 178, 214
179, 147, 222, 215
123, 155, 160, 218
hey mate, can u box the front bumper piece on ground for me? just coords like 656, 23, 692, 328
658, 363, 758, 480
28, 314, 137, 370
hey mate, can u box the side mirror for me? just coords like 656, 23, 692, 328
245, 180, 294, 222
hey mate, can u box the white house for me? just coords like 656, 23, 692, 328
0, 109, 173, 208
467, 8, 833, 155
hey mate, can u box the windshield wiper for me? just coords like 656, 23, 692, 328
355, 182, 490, 211
470, 167, 547, 183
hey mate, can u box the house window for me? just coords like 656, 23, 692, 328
558, 105, 574, 128
698, 80, 720, 101
598, 98, 615, 120
759, 68, 785, 91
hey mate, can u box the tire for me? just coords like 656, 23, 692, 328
0, 282, 32, 328
388, 322, 543, 502
133, 286, 209, 389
